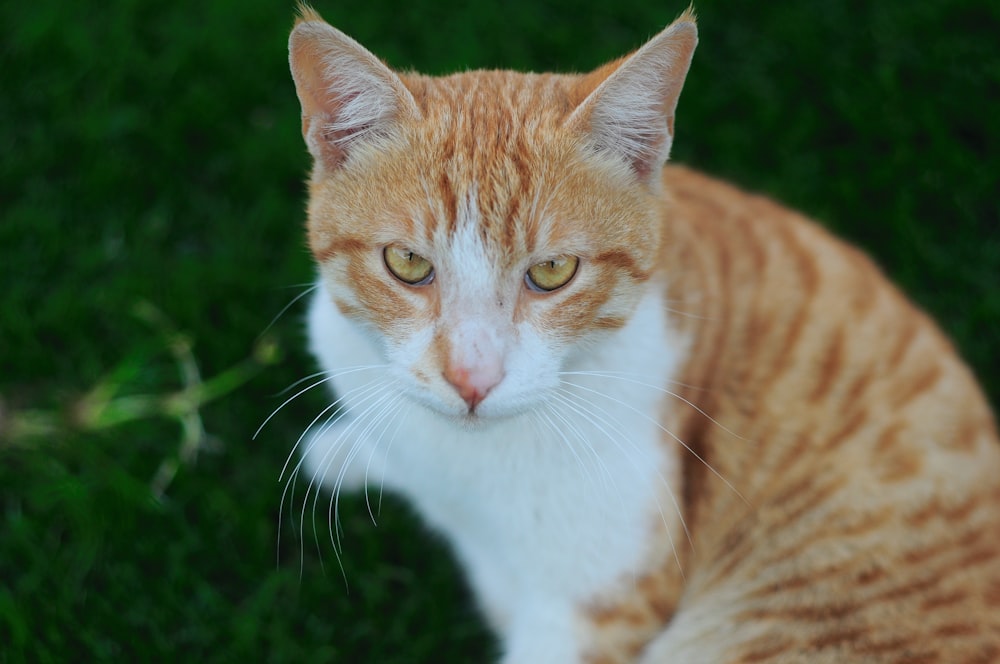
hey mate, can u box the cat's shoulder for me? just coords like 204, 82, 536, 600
661, 164, 806, 227
659, 163, 863, 261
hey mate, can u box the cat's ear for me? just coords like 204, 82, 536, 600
567, 9, 697, 185
289, 7, 420, 172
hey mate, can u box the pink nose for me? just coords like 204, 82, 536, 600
443, 363, 504, 410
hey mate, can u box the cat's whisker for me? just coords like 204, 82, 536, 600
276, 464, 299, 572
660, 295, 712, 322
300, 380, 399, 555
544, 396, 622, 497
319, 383, 403, 552
663, 306, 715, 321
329, 386, 403, 543
542, 397, 641, 576
257, 282, 320, 341
274, 369, 338, 397
293, 381, 398, 585
258, 373, 339, 443
533, 404, 603, 492
330, 386, 404, 530
276, 372, 388, 483
370, 400, 414, 520
559, 370, 752, 443
560, 378, 751, 507
553, 387, 689, 578
277, 376, 393, 575
563, 368, 712, 394
255, 364, 389, 442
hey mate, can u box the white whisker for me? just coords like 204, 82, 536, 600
257, 282, 320, 341
660, 296, 713, 322
534, 404, 601, 490
276, 375, 393, 579
255, 364, 388, 442
560, 370, 751, 443
560, 377, 751, 507
291, 379, 399, 586
552, 387, 688, 577
367, 399, 413, 521
330, 388, 404, 531
273, 369, 388, 482
305, 381, 401, 559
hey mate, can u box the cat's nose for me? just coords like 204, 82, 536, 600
443, 362, 504, 411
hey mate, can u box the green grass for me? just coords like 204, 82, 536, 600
1, 0, 997, 661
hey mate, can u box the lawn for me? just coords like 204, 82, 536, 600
1, 0, 997, 661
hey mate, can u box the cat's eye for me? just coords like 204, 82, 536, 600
525, 256, 579, 292
384, 245, 434, 285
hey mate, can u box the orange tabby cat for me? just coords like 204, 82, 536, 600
288, 5, 1000, 662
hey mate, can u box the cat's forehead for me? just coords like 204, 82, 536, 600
396, 71, 603, 258
402, 72, 576, 185
402, 70, 581, 127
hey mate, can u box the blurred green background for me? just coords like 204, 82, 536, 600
1, 0, 997, 661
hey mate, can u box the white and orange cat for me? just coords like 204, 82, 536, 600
287, 6, 1000, 662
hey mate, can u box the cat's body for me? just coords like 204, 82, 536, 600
289, 7, 1000, 662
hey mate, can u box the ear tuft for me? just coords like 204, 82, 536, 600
289, 9, 419, 172
568, 12, 698, 184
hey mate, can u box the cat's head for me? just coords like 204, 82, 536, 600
290, 7, 696, 422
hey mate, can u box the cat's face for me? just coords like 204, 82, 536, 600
307, 81, 658, 420
290, 11, 696, 422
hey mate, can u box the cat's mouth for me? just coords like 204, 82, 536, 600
436, 398, 519, 429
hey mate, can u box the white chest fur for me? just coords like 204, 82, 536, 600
305, 281, 686, 661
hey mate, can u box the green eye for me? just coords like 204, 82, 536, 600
526, 255, 579, 292
384, 245, 434, 285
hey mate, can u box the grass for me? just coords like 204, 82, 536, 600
1, 0, 997, 661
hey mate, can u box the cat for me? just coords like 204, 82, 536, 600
287, 5, 1000, 662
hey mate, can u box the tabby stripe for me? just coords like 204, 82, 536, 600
312, 236, 367, 263
934, 622, 979, 638
595, 250, 651, 282
737, 636, 797, 663
868, 572, 940, 603
874, 422, 905, 454
750, 223, 819, 392
808, 327, 845, 403
820, 408, 867, 451
842, 366, 876, 405
921, 591, 969, 611
885, 314, 919, 368
811, 627, 868, 650
985, 580, 1000, 607
956, 546, 999, 570
767, 434, 810, 480
756, 506, 890, 576
436, 167, 457, 239
889, 363, 942, 409
851, 637, 910, 656
738, 598, 859, 622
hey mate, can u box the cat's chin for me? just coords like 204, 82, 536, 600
437, 407, 518, 431
414, 396, 527, 430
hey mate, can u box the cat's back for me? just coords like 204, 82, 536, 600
646, 164, 1000, 662
659, 163, 998, 462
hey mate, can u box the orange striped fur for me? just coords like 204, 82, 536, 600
289, 6, 1000, 662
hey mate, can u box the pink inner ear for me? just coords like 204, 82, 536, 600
310, 91, 376, 169
566, 15, 696, 184
627, 129, 670, 181
290, 19, 420, 172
